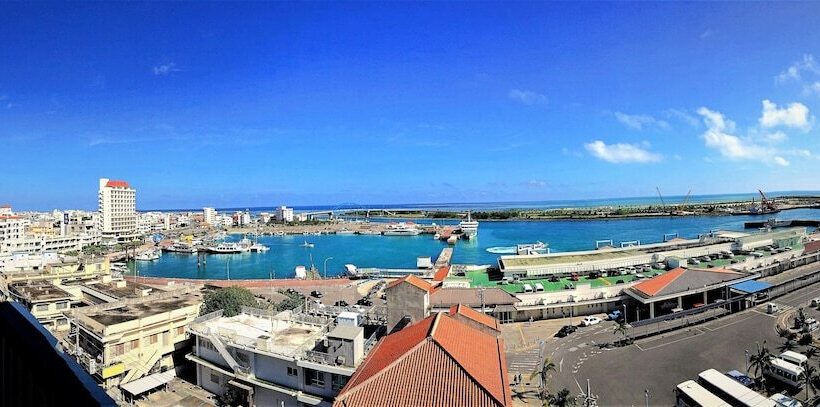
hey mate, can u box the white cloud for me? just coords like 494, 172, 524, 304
804, 82, 820, 97
697, 107, 789, 166
614, 112, 669, 131
583, 140, 662, 164
759, 99, 811, 131
776, 54, 819, 83
153, 63, 180, 76
762, 131, 788, 143
508, 89, 548, 105
664, 109, 700, 128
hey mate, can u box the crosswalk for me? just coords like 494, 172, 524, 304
507, 347, 542, 375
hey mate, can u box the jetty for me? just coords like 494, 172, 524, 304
744, 219, 820, 229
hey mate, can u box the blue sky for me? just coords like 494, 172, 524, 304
2, 2, 820, 210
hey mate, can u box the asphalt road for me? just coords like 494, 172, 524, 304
510, 280, 820, 406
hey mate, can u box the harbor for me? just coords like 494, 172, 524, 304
127, 207, 820, 280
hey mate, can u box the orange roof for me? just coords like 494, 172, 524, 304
105, 180, 130, 188
0, 204, 11, 208
335, 313, 512, 407
632, 267, 687, 297
449, 304, 500, 332
386, 274, 433, 293
432, 266, 450, 282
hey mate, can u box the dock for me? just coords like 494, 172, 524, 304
357, 247, 455, 280
434, 247, 453, 269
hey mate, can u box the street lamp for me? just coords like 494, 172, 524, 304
323, 257, 334, 279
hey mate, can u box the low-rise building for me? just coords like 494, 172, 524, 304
385, 275, 434, 332
8, 281, 74, 332
187, 307, 380, 407
276, 206, 294, 222
67, 288, 202, 390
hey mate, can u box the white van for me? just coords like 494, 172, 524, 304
803, 318, 819, 333
523, 284, 533, 293
767, 303, 780, 314
534, 283, 545, 292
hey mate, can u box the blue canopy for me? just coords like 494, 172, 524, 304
730, 280, 772, 294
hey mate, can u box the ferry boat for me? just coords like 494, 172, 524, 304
135, 249, 161, 261
383, 222, 421, 236
458, 211, 479, 240
163, 242, 197, 254
206, 242, 247, 254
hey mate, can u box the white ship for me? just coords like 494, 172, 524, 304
135, 248, 161, 261
382, 222, 421, 236
458, 211, 479, 240
206, 242, 248, 254
249, 243, 269, 252
163, 242, 197, 254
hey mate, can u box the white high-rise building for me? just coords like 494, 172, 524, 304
98, 178, 137, 241
203, 207, 217, 225
276, 206, 294, 222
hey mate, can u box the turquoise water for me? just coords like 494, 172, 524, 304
132, 208, 820, 279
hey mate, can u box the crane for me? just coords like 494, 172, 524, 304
681, 189, 692, 208
758, 189, 777, 211
656, 187, 666, 209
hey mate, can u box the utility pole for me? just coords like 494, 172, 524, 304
479, 288, 486, 313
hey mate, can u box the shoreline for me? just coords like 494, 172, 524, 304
125, 275, 355, 287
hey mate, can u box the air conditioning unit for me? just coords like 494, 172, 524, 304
336, 356, 346, 365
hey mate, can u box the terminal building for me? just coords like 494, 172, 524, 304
186, 307, 380, 407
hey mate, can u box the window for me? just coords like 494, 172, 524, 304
148, 333, 159, 344
55, 302, 68, 310
175, 326, 185, 336
111, 343, 124, 357
35, 304, 49, 312
305, 369, 325, 387
331, 374, 348, 391
235, 351, 250, 366
210, 372, 220, 384
287, 367, 298, 376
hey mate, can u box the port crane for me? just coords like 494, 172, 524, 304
758, 189, 778, 211
656, 187, 666, 210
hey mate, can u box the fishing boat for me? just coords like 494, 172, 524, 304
163, 242, 197, 254
383, 222, 421, 236
447, 235, 458, 245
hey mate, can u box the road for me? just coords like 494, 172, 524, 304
507, 278, 820, 406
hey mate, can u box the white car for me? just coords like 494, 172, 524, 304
581, 316, 601, 327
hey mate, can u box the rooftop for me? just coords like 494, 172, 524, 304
77, 292, 201, 327
10, 282, 73, 302
629, 267, 747, 299
431, 287, 519, 308
334, 312, 512, 407
385, 274, 434, 293
189, 310, 327, 357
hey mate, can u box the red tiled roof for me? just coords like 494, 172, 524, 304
335, 313, 512, 407
0, 204, 11, 208
432, 266, 450, 282
386, 274, 433, 293
805, 240, 820, 254
105, 180, 130, 188
633, 267, 686, 297
449, 304, 501, 332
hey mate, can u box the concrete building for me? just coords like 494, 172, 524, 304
67, 288, 202, 390
8, 281, 74, 332
385, 275, 434, 332
203, 207, 217, 226
276, 206, 294, 223
98, 178, 137, 242
333, 309, 512, 407
187, 307, 378, 407
429, 287, 520, 324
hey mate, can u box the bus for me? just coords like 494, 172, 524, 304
765, 358, 804, 388
697, 369, 776, 407
675, 380, 731, 407
779, 351, 808, 368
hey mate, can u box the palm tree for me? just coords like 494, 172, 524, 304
747, 341, 771, 390
546, 388, 577, 407
613, 321, 630, 346
801, 365, 818, 402
806, 347, 818, 360
796, 307, 808, 330
779, 340, 796, 352
530, 357, 557, 402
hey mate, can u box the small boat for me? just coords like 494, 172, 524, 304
447, 235, 458, 245
383, 222, 421, 236
433, 233, 441, 240
343, 264, 360, 278
274, 231, 285, 236
336, 230, 356, 235
163, 242, 197, 254
249, 243, 269, 252
135, 249, 161, 261
302, 241, 315, 248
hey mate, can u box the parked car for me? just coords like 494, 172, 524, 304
311, 290, 323, 298
334, 300, 349, 307
581, 316, 602, 327
356, 298, 373, 306
615, 279, 625, 284
570, 273, 580, 281
811, 298, 820, 307
548, 275, 560, 282
555, 325, 577, 338
607, 310, 623, 321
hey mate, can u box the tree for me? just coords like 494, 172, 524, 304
747, 341, 771, 390
217, 387, 246, 406
801, 365, 818, 402
795, 308, 808, 330
806, 347, 818, 360
202, 286, 258, 317
273, 290, 304, 312
530, 357, 557, 403
613, 321, 631, 346
546, 388, 577, 407
800, 333, 814, 346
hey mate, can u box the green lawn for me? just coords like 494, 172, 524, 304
463, 268, 668, 294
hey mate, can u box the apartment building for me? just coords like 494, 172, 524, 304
67, 288, 202, 391
8, 281, 74, 332
187, 307, 379, 407
203, 207, 217, 225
